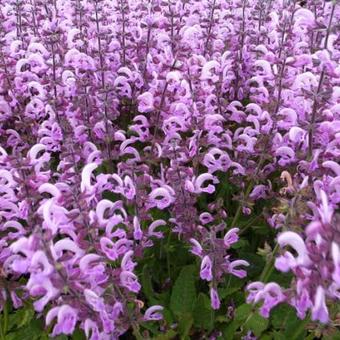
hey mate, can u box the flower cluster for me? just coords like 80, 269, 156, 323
0, 0, 339, 338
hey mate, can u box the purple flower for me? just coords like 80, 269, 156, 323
120, 271, 141, 293
227, 260, 249, 278
275, 232, 311, 270
210, 287, 221, 310
311, 286, 329, 323
137, 92, 154, 113
200, 255, 213, 281
149, 187, 175, 210
224, 228, 240, 248
247, 282, 285, 318
144, 305, 164, 321
46, 305, 78, 336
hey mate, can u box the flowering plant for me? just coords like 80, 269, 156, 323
0, 0, 339, 339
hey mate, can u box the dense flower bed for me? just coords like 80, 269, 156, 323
0, 0, 339, 338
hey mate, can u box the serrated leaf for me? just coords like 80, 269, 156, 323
243, 312, 269, 336
270, 304, 308, 339
170, 265, 197, 316
235, 304, 253, 322
270, 304, 295, 329
6, 318, 44, 340
193, 293, 214, 331
220, 320, 239, 340
218, 276, 245, 299
178, 313, 193, 339
18, 308, 35, 329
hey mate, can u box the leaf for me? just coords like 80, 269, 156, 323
270, 304, 294, 329
270, 304, 308, 339
8, 306, 34, 331
272, 331, 286, 340
169, 265, 197, 316
218, 276, 245, 299
220, 320, 238, 340
155, 329, 177, 340
6, 319, 44, 340
243, 312, 269, 337
71, 329, 87, 340
177, 313, 193, 339
141, 265, 160, 305
54, 336, 68, 340
234, 304, 253, 322
192, 293, 214, 331
17, 308, 35, 329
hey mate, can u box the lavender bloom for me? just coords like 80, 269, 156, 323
46, 305, 78, 336
144, 306, 164, 321
200, 256, 213, 281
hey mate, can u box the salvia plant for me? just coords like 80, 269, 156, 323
0, 0, 339, 339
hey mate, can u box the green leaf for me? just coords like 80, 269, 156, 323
272, 331, 286, 340
177, 313, 193, 339
220, 320, 238, 340
6, 318, 44, 340
243, 312, 269, 337
234, 304, 252, 322
141, 265, 160, 305
192, 293, 214, 331
170, 265, 197, 316
54, 336, 68, 340
218, 276, 245, 299
8, 306, 34, 332
270, 304, 308, 339
71, 329, 87, 340
155, 329, 177, 340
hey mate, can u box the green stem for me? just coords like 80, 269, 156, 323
230, 181, 253, 229
239, 214, 262, 236
259, 244, 280, 282
2, 300, 8, 336
290, 313, 310, 340
0, 315, 4, 340
166, 231, 172, 280
115, 287, 144, 340
132, 325, 144, 340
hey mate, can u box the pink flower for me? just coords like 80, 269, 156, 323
149, 187, 175, 209
144, 305, 164, 321
311, 286, 329, 323
189, 238, 203, 257
224, 228, 240, 248
227, 260, 249, 278
80, 163, 98, 193
276, 232, 311, 270
120, 271, 141, 293
46, 305, 78, 336
137, 92, 154, 112
200, 255, 213, 281
210, 287, 221, 310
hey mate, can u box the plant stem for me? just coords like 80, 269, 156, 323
2, 300, 8, 336
259, 243, 280, 282
230, 181, 253, 229
166, 231, 172, 280
307, 69, 325, 160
